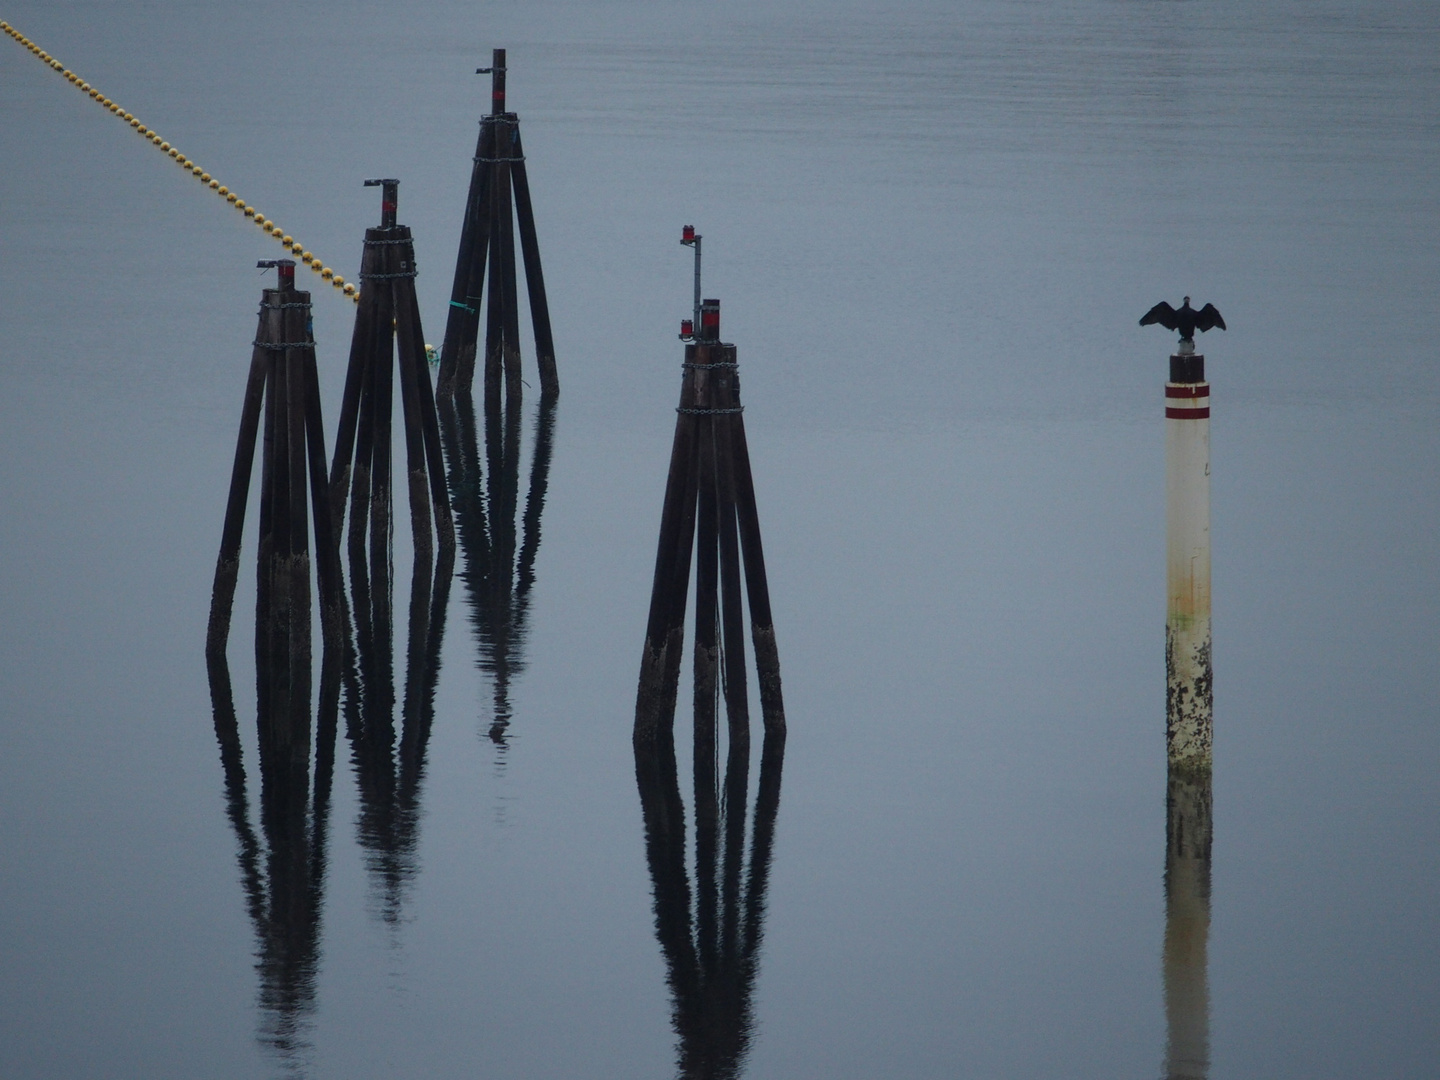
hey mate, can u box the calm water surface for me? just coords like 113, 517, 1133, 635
1, 1, 1437, 1077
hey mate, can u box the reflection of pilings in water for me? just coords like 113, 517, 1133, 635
1163, 766, 1212, 1080
438, 382, 557, 752
636, 722, 787, 1080
343, 536, 454, 924
207, 642, 341, 1068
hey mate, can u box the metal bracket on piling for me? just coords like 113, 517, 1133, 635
363, 178, 400, 228
257, 258, 296, 289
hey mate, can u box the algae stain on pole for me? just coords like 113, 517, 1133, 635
1142, 298, 1225, 769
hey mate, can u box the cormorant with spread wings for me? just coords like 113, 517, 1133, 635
1140, 297, 1226, 344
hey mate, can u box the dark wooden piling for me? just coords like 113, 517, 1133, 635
206, 322, 272, 659
330, 235, 385, 533
367, 257, 395, 659
692, 364, 721, 754
439, 49, 558, 405
509, 125, 557, 398
257, 298, 285, 682
283, 293, 314, 708
495, 119, 523, 404
635, 291, 783, 746
301, 346, 344, 655
437, 118, 494, 403
635, 358, 702, 745
327, 181, 457, 710
712, 345, 751, 737
691, 351, 722, 951
391, 239, 437, 576
728, 403, 784, 734
208, 260, 341, 735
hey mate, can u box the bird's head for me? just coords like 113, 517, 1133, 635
1182, 296, 1191, 306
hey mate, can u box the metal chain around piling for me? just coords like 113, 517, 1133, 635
0, 20, 360, 304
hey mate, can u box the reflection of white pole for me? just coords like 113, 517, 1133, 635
1163, 768, 1212, 1080
1166, 344, 1212, 769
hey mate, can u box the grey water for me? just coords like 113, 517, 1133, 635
1, 1, 1437, 1077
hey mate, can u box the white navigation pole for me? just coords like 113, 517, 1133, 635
1166, 340, 1212, 767
1142, 296, 1225, 769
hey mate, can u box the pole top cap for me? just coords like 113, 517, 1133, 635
1169, 353, 1205, 383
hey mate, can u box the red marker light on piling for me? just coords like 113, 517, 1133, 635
679, 319, 694, 340
680, 225, 703, 332
699, 298, 720, 342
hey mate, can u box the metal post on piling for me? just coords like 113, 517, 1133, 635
681, 225, 701, 338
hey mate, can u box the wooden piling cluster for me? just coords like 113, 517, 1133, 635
206, 260, 344, 704
437, 48, 558, 406
635, 298, 784, 746
329, 180, 455, 688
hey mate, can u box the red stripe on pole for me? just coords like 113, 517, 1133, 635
1166, 407, 1211, 419
1166, 384, 1210, 398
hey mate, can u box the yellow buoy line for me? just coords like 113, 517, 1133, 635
1, 20, 359, 303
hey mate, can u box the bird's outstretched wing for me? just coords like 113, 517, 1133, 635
1140, 301, 1178, 330
1195, 303, 1226, 332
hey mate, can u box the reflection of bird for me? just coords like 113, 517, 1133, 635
1140, 297, 1226, 344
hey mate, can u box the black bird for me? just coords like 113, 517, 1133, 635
1140, 296, 1226, 344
